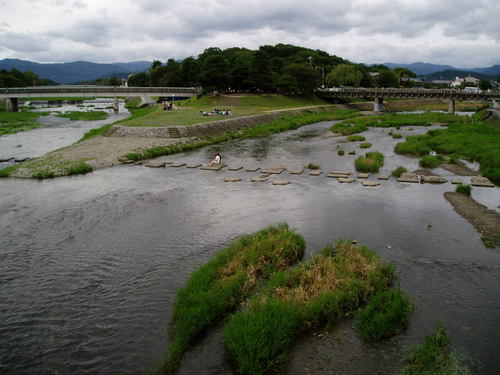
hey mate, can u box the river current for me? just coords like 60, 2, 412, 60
0, 108, 499, 374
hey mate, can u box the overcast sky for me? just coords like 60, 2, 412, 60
0, 0, 499, 68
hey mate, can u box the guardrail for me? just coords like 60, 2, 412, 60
0, 86, 200, 96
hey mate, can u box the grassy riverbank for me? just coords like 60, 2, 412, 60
153, 223, 305, 374
0, 111, 51, 136
56, 111, 108, 121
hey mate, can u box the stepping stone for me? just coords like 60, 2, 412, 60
171, 162, 186, 168
224, 177, 241, 182
338, 177, 355, 183
327, 173, 349, 179
259, 173, 270, 178
309, 170, 323, 176
122, 159, 135, 164
451, 179, 463, 184
330, 171, 351, 176
145, 161, 166, 168
200, 164, 225, 171
251, 177, 268, 182
289, 169, 304, 175
398, 172, 419, 183
187, 163, 201, 168
422, 175, 447, 184
272, 180, 290, 185
378, 175, 389, 180
245, 167, 260, 172
357, 173, 370, 179
471, 176, 495, 187
164, 161, 174, 164
118, 156, 130, 162
362, 181, 380, 187
228, 166, 243, 171
263, 165, 286, 174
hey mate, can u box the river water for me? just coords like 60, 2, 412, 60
0, 111, 499, 374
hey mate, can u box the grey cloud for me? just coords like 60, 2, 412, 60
0, 31, 48, 53
48, 18, 113, 47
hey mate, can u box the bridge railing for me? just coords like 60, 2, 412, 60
315, 87, 499, 99
0, 86, 200, 95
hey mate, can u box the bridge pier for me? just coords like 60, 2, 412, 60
113, 97, 119, 113
448, 98, 456, 114
5, 98, 19, 112
373, 97, 384, 112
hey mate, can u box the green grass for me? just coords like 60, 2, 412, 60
419, 155, 444, 169
355, 151, 384, 173
392, 166, 408, 178
347, 135, 366, 142
2, 156, 93, 179
0, 164, 18, 178
355, 289, 413, 342
152, 223, 305, 375
224, 240, 395, 375
338, 149, 345, 156
0, 111, 50, 136
56, 111, 108, 121
125, 109, 362, 161
392, 133, 403, 139
481, 237, 496, 248
306, 163, 320, 170
395, 121, 500, 184
456, 184, 472, 196
360, 142, 372, 149
398, 325, 471, 375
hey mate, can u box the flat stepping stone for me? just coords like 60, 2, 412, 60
362, 181, 380, 187
200, 164, 225, 171
228, 166, 243, 171
187, 163, 201, 168
289, 169, 304, 175
398, 172, 419, 183
327, 173, 349, 178
422, 175, 447, 184
259, 174, 270, 178
224, 177, 241, 182
122, 159, 135, 164
330, 171, 351, 176
471, 176, 495, 187
378, 175, 389, 180
338, 177, 355, 183
263, 165, 286, 174
272, 180, 290, 185
170, 162, 186, 168
357, 173, 370, 179
145, 161, 166, 168
251, 177, 268, 182
309, 170, 323, 176
245, 167, 260, 172
451, 178, 464, 184
118, 156, 130, 162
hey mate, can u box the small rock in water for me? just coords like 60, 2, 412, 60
352, 240, 358, 244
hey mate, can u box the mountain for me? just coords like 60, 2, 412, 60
419, 70, 495, 81
381, 62, 500, 77
471, 65, 500, 76
0, 59, 151, 84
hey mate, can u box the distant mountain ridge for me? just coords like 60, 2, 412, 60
382, 61, 500, 77
0, 59, 151, 84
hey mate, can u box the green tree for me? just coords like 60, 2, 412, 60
393, 67, 416, 78
151, 60, 162, 70
127, 72, 149, 87
198, 48, 230, 91
180, 57, 199, 86
377, 70, 400, 87
479, 79, 492, 90
326, 64, 363, 87
283, 63, 321, 94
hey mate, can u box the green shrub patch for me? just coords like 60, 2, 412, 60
355, 151, 384, 173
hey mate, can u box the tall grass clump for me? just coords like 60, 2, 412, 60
56, 111, 108, 121
456, 184, 472, 196
355, 289, 412, 342
392, 166, 407, 177
347, 135, 366, 142
355, 151, 384, 173
67, 162, 93, 176
224, 241, 395, 375
419, 155, 444, 169
360, 142, 372, 149
398, 325, 471, 375
154, 223, 305, 375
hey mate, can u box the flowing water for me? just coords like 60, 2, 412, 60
0, 114, 499, 374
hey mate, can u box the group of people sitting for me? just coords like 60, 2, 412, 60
200, 108, 232, 116
163, 101, 173, 110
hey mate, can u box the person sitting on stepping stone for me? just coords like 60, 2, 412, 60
208, 153, 222, 166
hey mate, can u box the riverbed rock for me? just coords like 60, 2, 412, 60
171, 162, 186, 168
272, 180, 290, 185
338, 177, 355, 183
471, 176, 495, 187
228, 166, 243, 171
357, 173, 370, 179
330, 170, 351, 176
422, 175, 448, 184
378, 175, 389, 180
309, 170, 323, 176
263, 165, 286, 174
224, 177, 241, 182
451, 178, 464, 184
362, 181, 380, 187
245, 167, 260, 172
398, 172, 420, 183
144, 161, 166, 168
251, 177, 268, 182
289, 169, 304, 174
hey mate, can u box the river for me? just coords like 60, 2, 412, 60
0, 109, 499, 374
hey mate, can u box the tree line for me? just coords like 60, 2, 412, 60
128, 44, 416, 93
0, 68, 55, 87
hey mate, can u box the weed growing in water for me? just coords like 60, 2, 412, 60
355, 151, 384, 173
360, 142, 372, 149
391, 166, 407, 177
420, 155, 444, 169
456, 184, 472, 196
305, 163, 320, 170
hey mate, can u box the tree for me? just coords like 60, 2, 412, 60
393, 68, 416, 78
151, 60, 162, 70
377, 70, 400, 87
326, 64, 363, 87
180, 57, 199, 86
283, 63, 321, 94
479, 79, 492, 91
127, 72, 149, 87
198, 48, 229, 91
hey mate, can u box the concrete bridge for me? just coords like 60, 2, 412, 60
316, 87, 499, 114
0, 86, 200, 112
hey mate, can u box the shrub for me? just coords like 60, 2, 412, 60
306, 163, 320, 170
338, 149, 345, 156
355, 151, 384, 173
67, 162, 93, 176
392, 133, 403, 139
456, 184, 471, 196
420, 155, 444, 169
355, 289, 413, 342
392, 166, 407, 177
347, 135, 366, 142
360, 142, 372, 149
